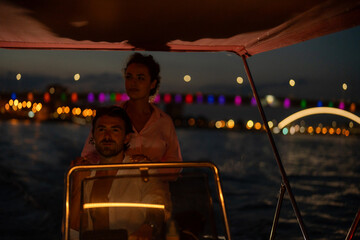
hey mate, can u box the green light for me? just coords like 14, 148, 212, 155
61, 93, 67, 102
300, 99, 306, 108
110, 93, 116, 102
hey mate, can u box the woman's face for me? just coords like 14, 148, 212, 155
125, 63, 157, 101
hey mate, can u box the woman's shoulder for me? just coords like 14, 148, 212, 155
151, 104, 172, 120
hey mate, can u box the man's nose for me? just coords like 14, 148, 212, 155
104, 130, 112, 139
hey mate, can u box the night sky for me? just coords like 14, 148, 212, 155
1, 26, 359, 102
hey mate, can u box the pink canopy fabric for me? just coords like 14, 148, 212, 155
0, 0, 359, 56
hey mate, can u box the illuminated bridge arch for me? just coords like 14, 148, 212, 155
278, 107, 360, 129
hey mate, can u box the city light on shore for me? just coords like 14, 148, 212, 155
1, 89, 358, 137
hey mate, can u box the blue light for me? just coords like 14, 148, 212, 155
87, 93, 95, 103
317, 100, 323, 107
218, 95, 226, 105
207, 95, 215, 104
11, 92, 17, 100
196, 93, 203, 104
282, 128, 289, 135
251, 96, 257, 106
174, 94, 182, 103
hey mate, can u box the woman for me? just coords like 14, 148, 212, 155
81, 53, 182, 165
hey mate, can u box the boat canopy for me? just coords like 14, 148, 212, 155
0, 0, 359, 56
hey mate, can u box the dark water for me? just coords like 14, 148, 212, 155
0, 120, 359, 240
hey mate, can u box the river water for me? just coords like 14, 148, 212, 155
0, 120, 359, 240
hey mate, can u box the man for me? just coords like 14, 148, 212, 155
68, 106, 170, 240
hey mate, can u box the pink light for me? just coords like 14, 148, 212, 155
121, 93, 129, 101
153, 95, 161, 104
284, 98, 291, 108
234, 96, 242, 106
98, 93, 106, 103
339, 102, 345, 110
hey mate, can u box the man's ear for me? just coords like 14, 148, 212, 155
124, 133, 131, 145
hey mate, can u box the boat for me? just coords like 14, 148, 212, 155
1, 0, 360, 239
64, 162, 231, 240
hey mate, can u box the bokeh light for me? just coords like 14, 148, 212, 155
74, 73, 80, 81
236, 77, 244, 84
184, 75, 191, 82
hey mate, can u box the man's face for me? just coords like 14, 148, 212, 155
93, 115, 129, 158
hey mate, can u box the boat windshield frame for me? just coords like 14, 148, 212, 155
63, 161, 231, 240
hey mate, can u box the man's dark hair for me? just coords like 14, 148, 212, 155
92, 106, 133, 135
124, 52, 161, 97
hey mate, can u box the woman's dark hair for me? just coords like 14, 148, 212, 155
92, 106, 133, 150
124, 52, 161, 97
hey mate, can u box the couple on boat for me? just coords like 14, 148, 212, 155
68, 53, 183, 240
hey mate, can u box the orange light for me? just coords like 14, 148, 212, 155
83, 202, 165, 210
226, 119, 235, 129
350, 103, 356, 112
254, 122, 262, 130
64, 106, 70, 114
315, 127, 321, 134
187, 118, 195, 126
336, 128, 341, 135
321, 128, 327, 135
307, 126, 314, 134
27, 92, 34, 101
